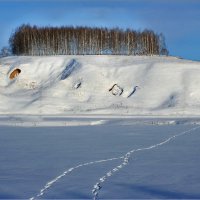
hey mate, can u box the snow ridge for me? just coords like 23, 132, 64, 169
92, 125, 200, 200
60, 59, 79, 80
29, 156, 124, 200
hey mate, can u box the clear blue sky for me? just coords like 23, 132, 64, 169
0, 0, 200, 60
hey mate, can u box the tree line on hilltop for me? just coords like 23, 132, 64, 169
9, 24, 169, 56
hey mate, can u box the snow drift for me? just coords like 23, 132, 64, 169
0, 55, 200, 116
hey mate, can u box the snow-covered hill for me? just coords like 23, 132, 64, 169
1, 55, 200, 116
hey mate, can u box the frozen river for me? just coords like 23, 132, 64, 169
0, 118, 200, 199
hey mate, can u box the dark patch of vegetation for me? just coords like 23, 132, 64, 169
9, 24, 168, 56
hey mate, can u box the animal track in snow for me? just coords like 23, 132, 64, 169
29, 126, 200, 200
29, 156, 123, 200
92, 125, 200, 200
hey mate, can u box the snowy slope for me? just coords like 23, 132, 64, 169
1, 55, 200, 116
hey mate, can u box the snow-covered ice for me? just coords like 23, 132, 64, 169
0, 119, 200, 199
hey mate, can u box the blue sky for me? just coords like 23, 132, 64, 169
0, 0, 200, 60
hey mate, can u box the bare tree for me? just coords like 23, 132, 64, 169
0, 46, 12, 57
9, 25, 168, 56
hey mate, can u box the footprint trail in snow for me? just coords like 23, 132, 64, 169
92, 125, 200, 200
29, 156, 123, 200
29, 126, 200, 200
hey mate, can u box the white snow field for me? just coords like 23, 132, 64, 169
1, 55, 200, 116
1, 56, 200, 199
0, 119, 200, 199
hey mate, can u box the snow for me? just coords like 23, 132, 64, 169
1, 55, 200, 116
0, 120, 200, 199
1, 55, 200, 199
